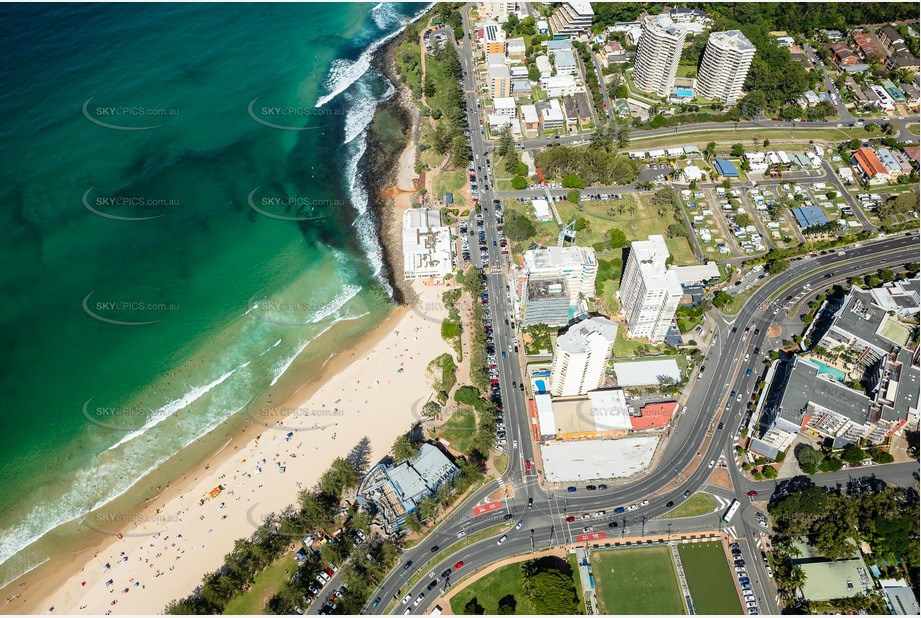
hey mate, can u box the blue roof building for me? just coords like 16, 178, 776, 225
714, 158, 739, 177
792, 206, 830, 229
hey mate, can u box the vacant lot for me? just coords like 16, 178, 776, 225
592, 547, 686, 615
664, 493, 718, 518
677, 542, 743, 615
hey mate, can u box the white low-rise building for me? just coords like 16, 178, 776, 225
493, 97, 516, 116
536, 55, 553, 79
683, 165, 703, 182
540, 74, 577, 98
402, 208, 453, 280
540, 98, 565, 129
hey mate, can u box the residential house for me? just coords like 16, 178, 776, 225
852, 31, 881, 59
520, 104, 539, 132
887, 49, 921, 73
552, 49, 578, 76
820, 29, 844, 41
878, 26, 904, 52
830, 42, 858, 66
574, 92, 592, 125
877, 147, 912, 178
535, 54, 553, 79
540, 74, 578, 98
598, 41, 626, 68
562, 97, 579, 128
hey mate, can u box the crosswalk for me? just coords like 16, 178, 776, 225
713, 495, 732, 510
724, 525, 738, 539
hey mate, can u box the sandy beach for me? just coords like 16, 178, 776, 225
12, 274, 447, 615
8, 37, 436, 614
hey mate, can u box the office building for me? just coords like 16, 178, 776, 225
549, 316, 618, 397
697, 30, 756, 105
523, 245, 598, 304
618, 235, 683, 342
633, 15, 686, 97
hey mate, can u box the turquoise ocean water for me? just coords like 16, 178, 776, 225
0, 1, 427, 586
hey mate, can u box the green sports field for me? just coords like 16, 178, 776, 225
591, 547, 686, 615
677, 542, 744, 614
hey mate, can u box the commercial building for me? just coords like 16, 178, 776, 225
791, 540, 873, 601
549, 316, 618, 397
869, 276, 920, 319
618, 235, 684, 343
851, 147, 890, 184
534, 390, 632, 440
357, 443, 459, 531
611, 359, 681, 387
402, 208, 453, 280
696, 30, 756, 104
633, 15, 686, 97
522, 245, 598, 305
630, 401, 679, 430
876, 147, 911, 178
713, 157, 740, 178
548, 1, 593, 37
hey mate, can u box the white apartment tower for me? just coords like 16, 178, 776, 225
697, 30, 756, 105
549, 1, 594, 37
633, 15, 686, 97
549, 317, 618, 397
523, 246, 598, 304
619, 235, 684, 343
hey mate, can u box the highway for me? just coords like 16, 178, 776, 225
350, 10, 921, 615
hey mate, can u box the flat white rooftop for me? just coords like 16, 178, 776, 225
612, 359, 681, 387
541, 437, 659, 482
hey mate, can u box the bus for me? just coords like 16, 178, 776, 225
722, 499, 740, 523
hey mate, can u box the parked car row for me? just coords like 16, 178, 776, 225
730, 543, 758, 615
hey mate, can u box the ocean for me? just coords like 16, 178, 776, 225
0, 1, 427, 587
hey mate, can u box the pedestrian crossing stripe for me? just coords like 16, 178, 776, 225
725, 526, 737, 539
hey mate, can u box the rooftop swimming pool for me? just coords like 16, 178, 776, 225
807, 358, 846, 382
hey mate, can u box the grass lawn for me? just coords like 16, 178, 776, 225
664, 492, 717, 518
591, 547, 686, 615
611, 325, 668, 358
449, 556, 583, 615
432, 407, 477, 454
907, 123, 919, 136
432, 170, 467, 206
223, 553, 297, 615
554, 195, 696, 265
677, 542, 743, 615
493, 452, 509, 475
676, 65, 696, 79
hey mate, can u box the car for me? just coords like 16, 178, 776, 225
497, 535, 508, 545
598, 484, 607, 490
456, 530, 466, 539
735, 566, 746, 573
708, 459, 715, 469
594, 510, 606, 518
403, 561, 413, 570
582, 526, 593, 532
453, 561, 464, 570
745, 368, 751, 377
565, 515, 576, 522
740, 578, 751, 585
746, 601, 758, 609
683, 490, 691, 498
430, 545, 439, 553
665, 500, 674, 507
586, 484, 597, 491
747, 490, 758, 497
372, 597, 381, 608
401, 594, 412, 605
515, 519, 524, 530
528, 497, 533, 508
413, 592, 425, 606
718, 421, 724, 430
525, 460, 531, 472
427, 580, 438, 591
640, 500, 649, 506
736, 393, 743, 402
580, 513, 592, 520
503, 513, 514, 521
608, 521, 618, 528
759, 520, 768, 528
567, 486, 577, 492
627, 504, 639, 511
613, 507, 625, 514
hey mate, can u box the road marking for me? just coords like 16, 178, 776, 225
724, 526, 737, 539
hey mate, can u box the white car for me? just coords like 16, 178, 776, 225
497, 535, 508, 545
627, 504, 639, 511
640, 500, 649, 506
401, 594, 412, 605
413, 592, 426, 606
708, 459, 715, 469
512, 440, 518, 449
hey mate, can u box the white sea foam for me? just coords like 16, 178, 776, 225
269, 320, 337, 386
106, 368, 237, 452
343, 76, 394, 145
315, 3, 433, 108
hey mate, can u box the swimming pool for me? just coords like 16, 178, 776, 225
535, 379, 547, 394
807, 358, 846, 382
673, 88, 693, 98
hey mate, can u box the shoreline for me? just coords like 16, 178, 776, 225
3, 17, 434, 616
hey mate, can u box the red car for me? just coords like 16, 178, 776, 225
453, 561, 464, 570
747, 491, 758, 497
565, 516, 575, 523
525, 459, 531, 472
